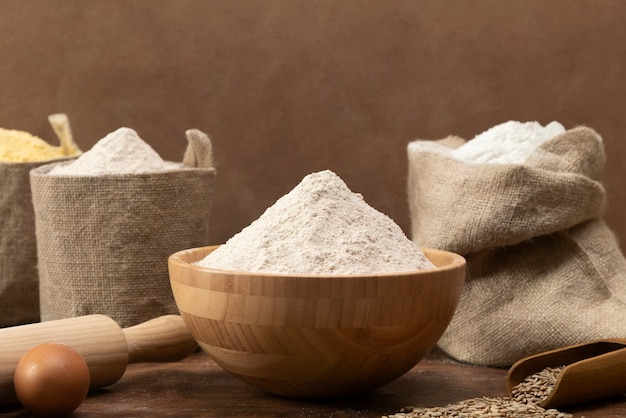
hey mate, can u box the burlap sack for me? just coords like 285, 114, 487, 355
30, 129, 216, 328
0, 115, 78, 327
407, 126, 626, 367
1, 161, 46, 327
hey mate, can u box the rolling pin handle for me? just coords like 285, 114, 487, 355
122, 315, 198, 363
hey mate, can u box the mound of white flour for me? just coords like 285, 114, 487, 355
452, 120, 566, 164
49, 127, 179, 175
198, 170, 434, 275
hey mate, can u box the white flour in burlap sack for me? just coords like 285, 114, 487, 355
197, 170, 434, 274
49, 127, 179, 175
451, 120, 566, 164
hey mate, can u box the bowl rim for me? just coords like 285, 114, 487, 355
169, 245, 466, 279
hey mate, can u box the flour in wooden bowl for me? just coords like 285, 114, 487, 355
197, 170, 434, 275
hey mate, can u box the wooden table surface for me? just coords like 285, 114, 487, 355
1, 349, 624, 417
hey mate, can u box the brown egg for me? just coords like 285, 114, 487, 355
14, 343, 90, 417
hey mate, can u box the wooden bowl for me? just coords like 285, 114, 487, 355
168, 245, 465, 398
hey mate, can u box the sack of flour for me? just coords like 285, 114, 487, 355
0, 115, 80, 327
30, 128, 216, 328
407, 121, 626, 367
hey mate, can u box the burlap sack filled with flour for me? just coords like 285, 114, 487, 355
407, 124, 626, 367
30, 129, 216, 328
0, 115, 79, 327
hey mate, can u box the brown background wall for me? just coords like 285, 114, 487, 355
2, 0, 625, 251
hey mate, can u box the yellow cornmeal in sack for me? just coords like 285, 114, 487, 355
0, 115, 81, 162
0, 129, 66, 162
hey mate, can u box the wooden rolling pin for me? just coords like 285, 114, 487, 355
0, 314, 197, 406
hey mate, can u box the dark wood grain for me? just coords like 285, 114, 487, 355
1, 349, 624, 417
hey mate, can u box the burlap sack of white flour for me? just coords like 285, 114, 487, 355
30, 129, 216, 327
407, 126, 626, 367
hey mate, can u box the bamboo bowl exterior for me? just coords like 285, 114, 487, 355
168, 245, 465, 398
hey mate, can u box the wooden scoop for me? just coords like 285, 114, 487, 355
506, 339, 626, 408
0, 314, 197, 406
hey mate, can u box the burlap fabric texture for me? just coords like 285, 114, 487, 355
0, 159, 67, 327
0, 115, 77, 328
407, 126, 626, 367
30, 129, 216, 328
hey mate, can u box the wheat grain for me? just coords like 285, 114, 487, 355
383, 366, 579, 418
